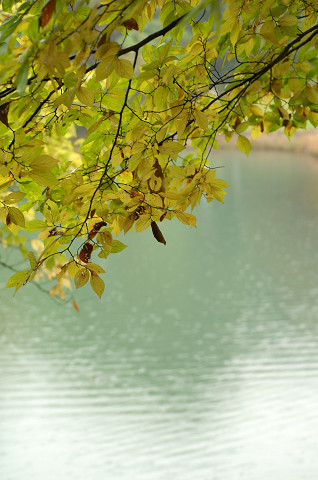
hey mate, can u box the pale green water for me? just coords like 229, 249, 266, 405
1, 151, 318, 480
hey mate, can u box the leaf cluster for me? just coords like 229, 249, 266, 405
0, 0, 317, 299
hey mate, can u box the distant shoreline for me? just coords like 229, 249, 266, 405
218, 130, 318, 157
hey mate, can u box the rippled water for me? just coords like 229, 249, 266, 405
1, 151, 318, 479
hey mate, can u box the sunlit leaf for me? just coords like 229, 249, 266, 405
25, 220, 48, 232
4, 191, 25, 204
111, 240, 127, 253
237, 135, 251, 156
6, 270, 29, 289
8, 207, 25, 227
86, 262, 105, 274
74, 268, 90, 288
90, 272, 105, 298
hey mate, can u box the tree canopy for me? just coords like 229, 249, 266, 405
0, 0, 317, 299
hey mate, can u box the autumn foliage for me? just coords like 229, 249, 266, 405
0, 0, 317, 298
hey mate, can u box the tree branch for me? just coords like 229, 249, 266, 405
119, 14, 187, 56
0, 13, 188, 101
203, 23, 318, 112
85, 14, 187, 75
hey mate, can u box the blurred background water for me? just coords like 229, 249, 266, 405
1, 150, 318, 480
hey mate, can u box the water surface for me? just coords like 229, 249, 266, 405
1, 151, 318, 479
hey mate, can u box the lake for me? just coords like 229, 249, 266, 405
1, 150, 318, 479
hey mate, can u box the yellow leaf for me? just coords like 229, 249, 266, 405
305, 86, 318, 104
260, 21, 278, 43
86, 262, 105, 274
176, 111, 188, 140
159, 140, 184, 160
230, 19, 241, 46
251, 124, 263, 139
76, 86, 95, 107
30, 155, 58, 172
74, 267, 90, 288
95, 58, 116, 81
175, 210, 197, 226
116, 170, 133, 184
95, 42, 120, 60
154, 85, 168, 107
90, 272, 105, 298
99, 231, 113, 252
194, 109, 209, 131
29, 171, 58, 188
0, 176, 13, 192
41, 237, 60, 259
56, 264, 68, 281
250, 105, 264, 117
67, 261, 80, 280
115, 59, 134, 79
237, 135, 251, 156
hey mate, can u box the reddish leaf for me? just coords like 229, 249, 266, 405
90, 209, 96, 218
94, 221, 107, 231
87, 221, 107, 240
122, 18, 139, 31
40, 0, 56, 28
97, 33, 107, 48
79, 243, 93, 263
129, 189, 143, 198
72, 299, 80, 312
234, 116, 241, 130
0, 102, 10, 127
151, 221, 166, 245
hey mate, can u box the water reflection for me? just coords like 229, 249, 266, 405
1, 152, 318, 479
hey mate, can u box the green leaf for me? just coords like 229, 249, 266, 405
2, 0, 15, 12
28, 251, 37, 269
6, 270, 29, 289
29, 171, 58, 188
9, 207, 25, 227
278, 14, 298, 27
237, 135, 251, 156
4, 191, 25, 204
111, 240, 127, 253
15, 59, 29, 97
0, 16, 20, 42
25, 220, 48, 232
